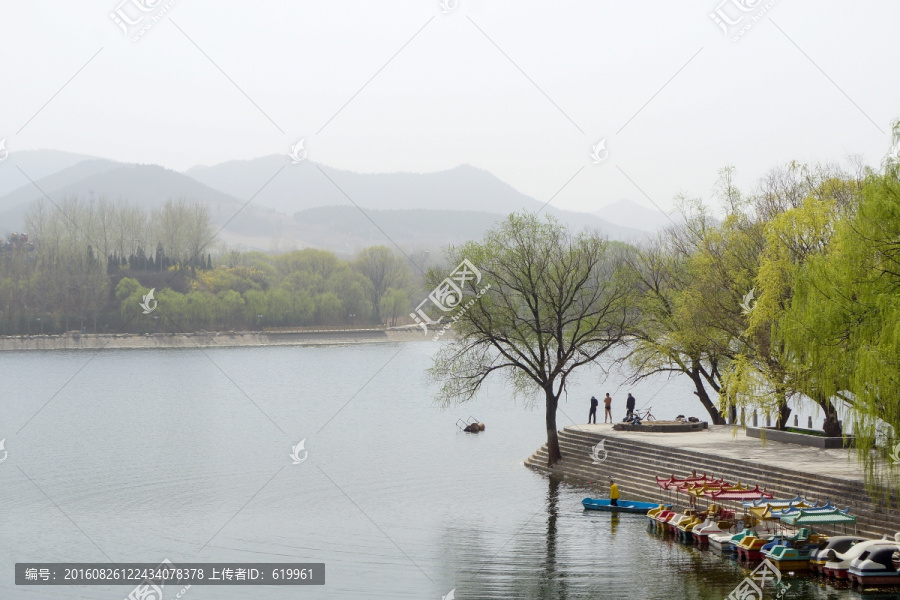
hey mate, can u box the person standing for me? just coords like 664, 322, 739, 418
626, 393, 636, 419
603, 393, 613, 423
588, 395, 598, 424
609, 479, 620, 507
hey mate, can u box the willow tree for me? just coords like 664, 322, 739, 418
679, 210, 766, 424
686, 164, 862, 431
428, 213, 636, 465
751, 194, 852, 435
778, 166, 900, 484
725, 162, 863, 435
623, 207, 730, 424
843, 170, 900, 480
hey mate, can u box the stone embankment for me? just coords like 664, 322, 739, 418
526, 424, 900, 539
0, 328, 433, 351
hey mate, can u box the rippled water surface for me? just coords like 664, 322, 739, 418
0, 342, 878, 598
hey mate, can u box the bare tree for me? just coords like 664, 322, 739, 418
429, 213, 636, 466
353, 246, 409, 321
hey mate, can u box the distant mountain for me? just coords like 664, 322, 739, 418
188, 159, 646, 241
0, 152, 647, 251
218, 204, 647, 255
593, 198, 676, 233
0, 149, 101, 197
32, 163, 241, 208
0, 163, 246, 230
188, 159, 548, 214
0, 158, 122, 214
290, 206, 507, 253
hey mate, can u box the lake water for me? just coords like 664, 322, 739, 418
0, 342, 871, 599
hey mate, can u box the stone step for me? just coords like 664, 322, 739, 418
562, 430, 864, 490
559, 430, 886, 508
525, 429, 898, 539
558, 432, 872, 506
527, 450, 886, 539
551, 434, 886, 518
567, 432, 860, 485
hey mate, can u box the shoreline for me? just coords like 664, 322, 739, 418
0, 328, 438, 352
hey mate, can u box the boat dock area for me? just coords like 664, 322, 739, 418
526, 424, 900, 538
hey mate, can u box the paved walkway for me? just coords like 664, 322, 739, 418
568, 423, 867, 483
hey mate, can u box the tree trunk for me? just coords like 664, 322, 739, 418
689, 368, 723, 424
545, 386, 562, 466
777, 402, 792, 430
821, 396, 842, 437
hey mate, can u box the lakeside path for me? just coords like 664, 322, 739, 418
0, 328, 435, 351
568, 423, 866, 482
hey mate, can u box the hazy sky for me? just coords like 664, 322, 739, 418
2, 1, 898, 216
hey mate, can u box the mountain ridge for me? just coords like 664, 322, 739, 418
0, 150, 648, 251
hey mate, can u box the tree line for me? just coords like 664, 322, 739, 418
115, 245, 417, 331
0, 196, 422, 334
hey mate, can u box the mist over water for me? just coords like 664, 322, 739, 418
0, 343, 846, 598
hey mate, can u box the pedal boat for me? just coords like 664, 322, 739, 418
710, 528, 756, 553
823, 538, 900, 580
693, 519, 734, 545
848, 546, 900, 587
736, 533, 776, 560
809, 536, 865, 574
762, 532, 819, 571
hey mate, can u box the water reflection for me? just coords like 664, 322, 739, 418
538, 475, 568, 599
441, 474, 865, 599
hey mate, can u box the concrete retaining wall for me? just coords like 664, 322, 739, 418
745, 426, 854, 449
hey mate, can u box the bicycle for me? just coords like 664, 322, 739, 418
632, 407, 656, 421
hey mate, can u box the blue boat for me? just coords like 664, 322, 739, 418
582, 498, 667, 514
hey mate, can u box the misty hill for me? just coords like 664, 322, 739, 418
0, 152, 646, 251
188, 158, 545, 214
0, 158, 122, 214
18, 163, 240, 209
290, 206, 507, 253
188, 158, 645, 241
218, 203, 646, 255
0, 163, 247, 231
593, 198, 676, 233
0, 149, 100, 197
